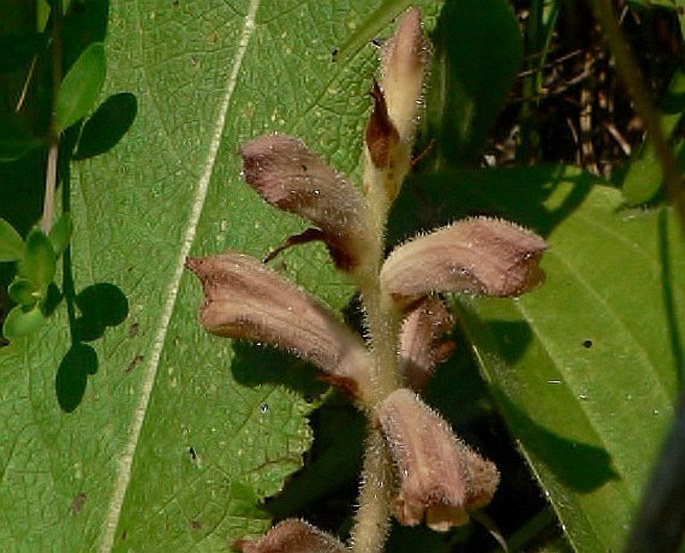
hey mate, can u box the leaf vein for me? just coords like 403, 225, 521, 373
98, 1, 261, 550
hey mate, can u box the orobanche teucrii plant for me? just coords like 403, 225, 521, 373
187, 8, 546, 552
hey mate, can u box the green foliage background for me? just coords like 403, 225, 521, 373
0, 0, 683, 551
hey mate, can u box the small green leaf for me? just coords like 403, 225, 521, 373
18, 229, 56, 293
55, 42, 107, 131
0, 218, 24, 262
2, 304, 47, 340
8, 278, 39, 306
49, 213, 73, 257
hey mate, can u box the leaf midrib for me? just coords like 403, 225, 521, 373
97, 1, 262, 550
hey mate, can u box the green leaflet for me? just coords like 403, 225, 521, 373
55, 42, 107, 131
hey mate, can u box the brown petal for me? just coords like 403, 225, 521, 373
398, 297, 455, 391
380, 7, 430, 142
380, 217, 547, 302
376, 388, 499, 531
186, 252, 372, 401
233, 518, 346, 553
239, 134, 372, 271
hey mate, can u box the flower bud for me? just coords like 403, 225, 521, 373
240, 134, 372, 271
380, 217, 547, 302
398, 296, 455, 391
363, 8, 430, 204
376, 388, 499, 531
233, 518, 346, 553
380, 7, 430, 143
186, 252, 372, 400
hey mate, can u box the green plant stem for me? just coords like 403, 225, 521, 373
350, 427, 394, 553
349, 149, 404, 552
356, 188, 402, 404
349, 238, 399, 551
591, 0, 685, 233
359, 274, 402, 403
41, 0, 63, 234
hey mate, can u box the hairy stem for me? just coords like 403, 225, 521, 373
41, 0, 63, 234
350, 427, 394, 553
349, 144, 403, 552
356, 184, 403, 405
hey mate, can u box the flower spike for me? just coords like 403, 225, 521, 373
186, 252, 373, 401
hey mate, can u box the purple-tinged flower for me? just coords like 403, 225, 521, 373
186, 252, 373, 401
381, 217, 547, 304
376, 388, 499, 531
398, 296, 455, 391
239, 134, 372, 271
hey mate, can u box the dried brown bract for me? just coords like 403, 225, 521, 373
363, 7, 431, 207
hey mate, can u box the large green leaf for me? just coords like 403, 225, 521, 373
390, 166, 681, 552
0, 1, 441, 550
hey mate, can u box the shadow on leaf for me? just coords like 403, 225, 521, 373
74, 282, 128, 341
495, 391, 618, 492
55, 280, 128, 412
56, 342, 98, 413
389, 165, 599, 245
74, 93, 138, 160
231, 341, 329, 401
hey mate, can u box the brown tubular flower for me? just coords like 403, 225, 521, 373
239, 134, 372, 271
398, 296, 455, 392
233, 518, 346, 553
380, 217, 547, 303
376, 388, 499, 531
186, 252, 372, 401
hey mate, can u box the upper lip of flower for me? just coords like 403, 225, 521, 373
380, 217, 548, 303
